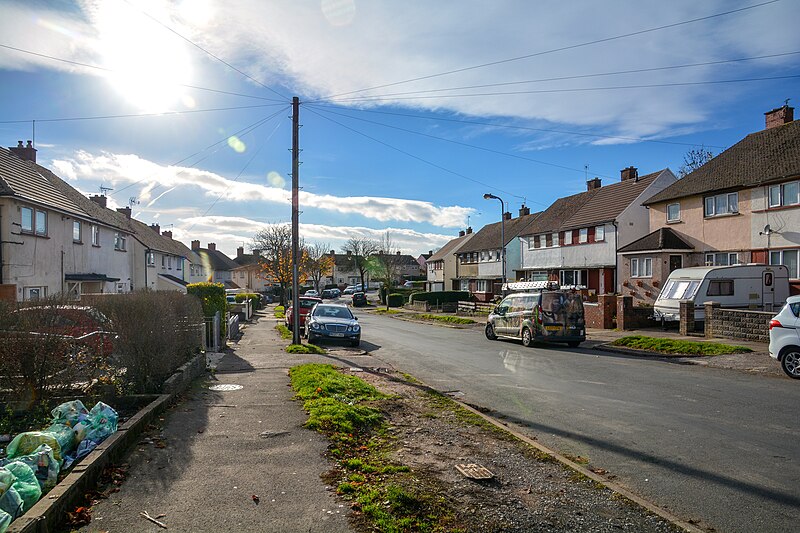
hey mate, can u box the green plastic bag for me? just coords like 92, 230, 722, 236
43, 424, 76, 457
0, 507, 11, 533
0, 486, 23, 521
6, 432, 64, 463
1, 445, 59, 491
84, 402, 118, 443
4, 462, 41, 513
0, 468, 15, 498
50, 400, 88, 428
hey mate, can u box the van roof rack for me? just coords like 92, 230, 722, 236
503, 281, 559, 291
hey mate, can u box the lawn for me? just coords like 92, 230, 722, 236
611, 335, 752, 356
416, 314, 475, 325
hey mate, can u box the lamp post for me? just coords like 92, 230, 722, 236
483, 193, 506, 296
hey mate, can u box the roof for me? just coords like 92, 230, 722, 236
0, 147, 89, 217
561, 170, 665, 229
644, 119, 800, 205
373, 253, 419, 266
159, 273, 189, 287
428, 232, 476, 262
331, 253, 356, 270
520, 191, 595, 236
457, 212, 542, 253
64, 273, 121, 282
196, 248, 240, 271
617, 227, 694, 253
233, 253, 260, 266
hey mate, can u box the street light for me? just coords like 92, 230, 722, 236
483, 193, 506, 296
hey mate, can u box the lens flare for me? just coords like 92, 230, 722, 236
227, 136, 247, 153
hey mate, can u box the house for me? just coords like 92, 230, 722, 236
327, 250, 367, 288
232, 246, 275, 292
191, 241, 240, 288
416, 251, 433, 278
372, 252, 422, 285
426, 229, 475, 292
0, 143, 135, 301
641, 105, 800, 295
454, 206, 541, 302
519, 167, 677, 295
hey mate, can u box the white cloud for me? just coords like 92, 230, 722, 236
50, 150, 473, 227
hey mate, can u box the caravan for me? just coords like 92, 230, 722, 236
653, 264, 790, 322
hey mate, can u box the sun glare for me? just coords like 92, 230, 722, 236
95, 1, 193, 112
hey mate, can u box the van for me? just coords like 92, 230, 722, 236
653, 264, 790, 322
485, 281, 586, 348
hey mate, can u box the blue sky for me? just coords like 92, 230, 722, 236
1, 0, 798, 258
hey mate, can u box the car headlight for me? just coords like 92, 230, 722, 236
311, 322, 320, 329
350, 324, 360, 332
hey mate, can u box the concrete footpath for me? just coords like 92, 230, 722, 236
78, 313, 355, 533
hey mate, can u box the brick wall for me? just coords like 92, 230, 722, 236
704, 303, 772, 343
617, 295, 657, 330
0, 284, 15, 302
584, 294, 616, 329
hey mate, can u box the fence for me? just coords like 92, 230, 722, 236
228, 313, 240, 340
457, 301, 494, 315
203, 311, 221, 352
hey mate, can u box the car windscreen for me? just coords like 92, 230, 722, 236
299, 300, 318, 308
314, 306, 353, 319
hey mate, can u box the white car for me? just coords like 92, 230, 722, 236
304, 290, 319, 297
769, 295, 800, 379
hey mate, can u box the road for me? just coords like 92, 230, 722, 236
354, 311, 800, 533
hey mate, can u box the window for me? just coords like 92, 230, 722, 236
538, 235, 546, 248
168, 256, 173, 269
177, 259, 182, 271
476, 280, 488, 292
21, 207, 33, 232
579, 228, 588, 243
768, 181, 800, 208
559, 269, 587, 287
161, 255, 166, 267
460, 280, 469, 291
35, 210, 47, 236
24, 286, 47, 300
705, 252, 739, 266
563, 230, 572, 245
488, 249, 494, 261
707, 280, 734, 296
147, 252, 155, 266
631, 258, 652, 277
551, 232, 559, 247
73, 221, 82, 243
91, 225, 100, 246
21, 207, 47, 236
114, 232, 127, 251
667, 203, 680, 222
526, 271, 548, 282
704, 192, 738, 217
770, 249, 799, 278
662, 280, 701, 300
595, 226, 605, 242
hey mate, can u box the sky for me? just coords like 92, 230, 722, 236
0, 0, 798, 259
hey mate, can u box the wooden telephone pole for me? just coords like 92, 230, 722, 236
291, 97, 301, 344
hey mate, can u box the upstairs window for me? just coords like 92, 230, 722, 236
768, 181, 799, 208
21, 207, 47, 236
595, 225, 605, 242
147, 252, 155, 266
551, 232, 559, 247
91, 225, 100, 246
35, 210, 47, 236
704, 192, 738, 217
114, 232, 127, 251
579, 228, 588, 243
563, 230, 573, 245
73, 221, 82, 243
667, 203, 680, 222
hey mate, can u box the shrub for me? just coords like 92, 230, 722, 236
387, 293, 405, 307
409, 291, 471, 304
187, 282, 226, 337
235, 292, 262, 309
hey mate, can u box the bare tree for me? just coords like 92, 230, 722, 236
305, 242, 334, 294
343, 237, 379, 292
368, 232, 404, 309
678, 148, 714, 178
252, 225, 297, 306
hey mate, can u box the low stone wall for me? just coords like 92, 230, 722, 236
704, 303, 772, 343
409, 301, 430, 312
162, 352, 208, 395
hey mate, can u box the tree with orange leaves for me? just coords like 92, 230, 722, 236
252, 224, 307, 306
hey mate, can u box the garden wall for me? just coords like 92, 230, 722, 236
703, 303, 772, 343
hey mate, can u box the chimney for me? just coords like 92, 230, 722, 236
237, 246, 244, 258
162, 230, 172, 239
9, 140, 36, 163
503, 211, 512, 220
765, 105, 794, 129
90, 195, 107, 208
116, 207, 131, 219
518, 204, 530, 216
191, 240, 200, 250
207, 243, 216, 251
330, 249, 335, 255
587, 177, 602, 190
346, 250, 352, 256
428, 250, 433, 255
396, 250, 401, 255
459, 230, 465, 237
620, 166, 638, 181
466, 227, 473, 234
150, 223, 160, 234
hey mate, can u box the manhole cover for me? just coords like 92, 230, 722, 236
208, 384, 243, 391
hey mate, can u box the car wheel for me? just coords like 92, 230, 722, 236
308, 333, 317, 344
485, 323, 497, 340
567, 341, 581, 348
780, 347, 800, 379
521, 327, 533, 348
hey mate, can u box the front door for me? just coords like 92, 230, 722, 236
669, 255, 683, 273
763, 270, 775, 312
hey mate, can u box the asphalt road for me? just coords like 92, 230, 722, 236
355, 311, 800, 533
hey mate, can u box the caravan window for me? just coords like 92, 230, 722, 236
707, 280, 734, 296
662, 280, 701, 300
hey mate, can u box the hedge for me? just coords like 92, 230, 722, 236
235, 292, 262, 309
187, 282, 227, 336
387, 293, 405, 307
409, 291, 471, 304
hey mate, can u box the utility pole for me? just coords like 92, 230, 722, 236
291, 97, 301, 344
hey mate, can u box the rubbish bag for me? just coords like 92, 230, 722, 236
50, 400, 88, 428
43, 424, 76, 457
4, 462, 41, 513
1, 445, 60, 491
0, 468, 14, 497
6, 432, 65, 463
0, 508, 11, 533
0, 486, 23, 521
85, 402, 117, 443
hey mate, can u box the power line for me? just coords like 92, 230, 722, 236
304, 106, 536, 205
307, 104, 619, 180
0, 43, 285, 103
308, 103, 727, 149
0, 103, 287, 124
121, 0, 289, 101
325, 74, 800, 103
319, 0, 782, 100
311, 51, 800, 102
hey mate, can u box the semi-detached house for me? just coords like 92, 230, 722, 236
426, 229, 475, 292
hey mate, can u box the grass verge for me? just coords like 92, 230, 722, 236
416, 314, 475, 324
276, 324, 292, 340
274, 305, 285, 319
611, 335, 752, 356
375, 309, 403, 315
289, 364, 459, 532
286, 343, 326, 354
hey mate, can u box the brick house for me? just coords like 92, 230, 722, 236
426, 229, 475, 292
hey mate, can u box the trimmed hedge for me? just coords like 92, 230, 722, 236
187, 282, 227, 336
235, 292, 262, 309
409, 291, 471, 304
387, 293, 405, 307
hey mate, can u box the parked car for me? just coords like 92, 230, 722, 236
304, 289, 319, 297
485, 283, 585, 348
10, 305, 116, 356
330, 288, 341, 298
226, 295, 237, 304
402, 280, 414, 288
285, 297, 322, 330
351, 292, 367, 307
305, 303, 361, 347
321, 289, 336, 299
343, 285, 361, 295
769, 295, 800, 379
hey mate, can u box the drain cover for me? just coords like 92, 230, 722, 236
208, 384, 243, 391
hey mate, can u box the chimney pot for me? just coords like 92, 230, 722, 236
518, 204, 530, 216
207, 243, 216, 251
116, 207, 131, 219
17, 141, 23, 148
503, 211, 512, 220
620, 166, 638, 181
459, 230, 465, 237
9, 139, 37, 162
466, 227, 473, 234
90, 195, 107, 208
396, 250, 401, 255
237, 246, 244, 258
191, 240, 200, 250
765, 105, 794, 129
162, 230, 172, 238
150, 223, 160, 234
587, 177, 602, 191
428, 250, 433, 255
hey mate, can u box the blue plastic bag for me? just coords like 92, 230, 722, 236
0, 445, 60, 491
4, 462, 41, 513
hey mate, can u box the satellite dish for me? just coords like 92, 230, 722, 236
763, 224, 771, 234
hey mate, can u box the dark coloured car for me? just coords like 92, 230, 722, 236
285, 297, 322, 330
321, 289, 336, 299
351, 292, 367, 307
305, 304, 361, 347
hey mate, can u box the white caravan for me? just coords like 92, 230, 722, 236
653, 264, 790, 322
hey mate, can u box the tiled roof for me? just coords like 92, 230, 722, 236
428, 233, 475, 262
618, 227, 694, 253
373, 253, 419, 266
159, 273, 189, 287
196, 248, 239, 271
561, 170, 665, 230
457, 212, 541, 253
0, 148, 89, 217
644, 119, 800, 205
520, 191, 595, 236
